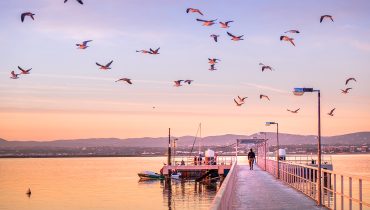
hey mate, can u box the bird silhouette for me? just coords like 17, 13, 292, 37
210, 34, 220, 42
115, 78, 132, 84
209, 64, 217, 71
341, 88, 352, 94
76, 40, 92, 49
26, 188, 31, 197
260, 94, 270, 101
320, 15, 334, 23
227, 32, 244, 41
234, 99, 244, 106
287, 108, 300, 113
219, 21, 233, 28
280, 36, 295, 46
18, 66, 32, 74
328, 108, 336, 116
21, 12, 35, 22
208, 58, 220, 65
186, 8, 203, 16
96, 60, 113, 70
10, 71, 20, 79
196, 19, 217, 26
184, 80, 193, 85
64, 0, 83, 5
284, 30, 300, 34
259, 63, 274, 72
149, 47, 160, 55
345, 78, 356, 85
237, 96, 248, 103
174, 80, 183, 87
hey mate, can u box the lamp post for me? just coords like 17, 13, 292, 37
293, 87, 322, 206
265, 122, 279, 179
259, 132, 267, 171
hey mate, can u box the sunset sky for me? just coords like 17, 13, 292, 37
1, 0, 370, 141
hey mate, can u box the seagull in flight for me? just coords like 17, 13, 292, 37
227, 32, 244, 41
345, 78, 356, 85
209, 64, 217, 71
284, 30, 300, 34
64, 0, 83, 5
280, 35, 295, 46
287, 108, 300, 114
328, 108, 336, 116
219, 21, 233, 28
21, 12, 35, 22
210, 34, 220, 42
260, 94, 270, 101
136, 50, 152, 54
115, 78, 132, 84
341, 88, 352, 94
208, 58, 220, 65
10, 71, 20, 79
18, 66, 32, 74
96, 60, 113, 70
237, 96, 248, 103
259, 63, 274, 72
149, 47, 160, 55
184, 80, 193, 85
234, 99, 244, 106
320, 15, 334, 23
174, 80, 183, 87
196, 19, 217, 26
76, 40, 92, 49
186, 8, 203, 16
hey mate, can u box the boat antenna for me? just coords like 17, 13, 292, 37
189, 123, 201, 157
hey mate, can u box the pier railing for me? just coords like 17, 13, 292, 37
210, 163, 238, 210
172, 156, 236, 166
259, 159, 370, 210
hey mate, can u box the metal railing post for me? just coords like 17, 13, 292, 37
359, 179, 362, 210
349, 177, 352, 210
334, 174, 337, 210
341, 175, 344, 210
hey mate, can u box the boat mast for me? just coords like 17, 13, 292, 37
198, 123, 201, 155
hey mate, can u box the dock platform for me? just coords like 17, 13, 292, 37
232, 165, 324, 210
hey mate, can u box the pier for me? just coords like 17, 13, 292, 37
210, 139, 370, 210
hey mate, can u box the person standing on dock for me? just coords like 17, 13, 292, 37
247, 149, 256, 170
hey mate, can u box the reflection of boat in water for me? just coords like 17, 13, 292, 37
138, 171, 164, 180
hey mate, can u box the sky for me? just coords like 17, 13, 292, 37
1, 0, 370, 141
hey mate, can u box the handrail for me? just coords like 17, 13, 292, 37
258, 159, 370, 209
209, 162, 238, 210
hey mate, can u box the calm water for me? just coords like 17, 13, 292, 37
0, 155, 369, 210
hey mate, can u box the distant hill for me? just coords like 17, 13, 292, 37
0, 132, 369, 148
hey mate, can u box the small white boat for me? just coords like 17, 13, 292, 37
138, 171, 164, 180
171, 172, 181, 179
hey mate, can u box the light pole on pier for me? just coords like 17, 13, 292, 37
259, 132, 268, 171
265, 122, 279, 179
293, 87, 322, 206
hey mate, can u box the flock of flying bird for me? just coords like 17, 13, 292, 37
13, 2, 357, 118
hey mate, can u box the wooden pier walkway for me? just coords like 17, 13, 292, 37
231, 165, 325, 210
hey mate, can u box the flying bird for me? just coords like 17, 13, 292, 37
186, 8, 203, 16
10, 71, 20, 79
115, 78, 132, 84
76, 40, 92, 49
260, 94, 270, 101
345, 78, 356, 85
234, 99, 244, 106
328, 108, 336, 116
210, 34, 220, 42
26, 188, 32, 197
219, 21, 233, 28
284, 30, 300, 34
209, 64, 217, 71
149, 47, 160, 55
227, 32, 244, 41
280, 35, 295, 46
174, 80, 183, 87
320, 15, 334, 23
184, 80, 193, 85
136, 50, 152, 54
96, 60, 113, 70
259, 63, 274, 72
237, 96, 248, 103
18, 66, 32, 74
341, 88, 352, 94
287, 108, 300, 114
196, 19, 217, 26
21, 12, 35, 22
64, 0, 83, 5
208, 58, 220, 65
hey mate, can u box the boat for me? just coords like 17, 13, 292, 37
171, 172, 181, 179
138, 171, 164, 180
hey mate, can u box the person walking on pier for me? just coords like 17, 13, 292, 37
247, 149, 256, 170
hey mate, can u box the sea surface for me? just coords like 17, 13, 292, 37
0, 155, 369, 210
